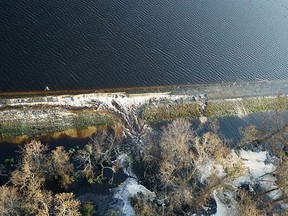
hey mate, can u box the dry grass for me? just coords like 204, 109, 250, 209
141, 95, 288, 124
236, 190, 264, 216
141, 103, 200, 123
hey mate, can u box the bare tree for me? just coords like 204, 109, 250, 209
19, 140, 51, 175
51, 146, 74, 188
75, 131, 121, 183
11, 141, 52, 215
159, 119, 194, 188
141, 119, 239, 214
0, 186, 21, 216
158, 119, 197, 213
21, 189, 52, 216
53, 193, 81, 216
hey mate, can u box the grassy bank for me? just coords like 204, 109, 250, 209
0, 108, 122, 143
141, 95, 288, 123
141, 102, 201, 122
1, 89, 287, 143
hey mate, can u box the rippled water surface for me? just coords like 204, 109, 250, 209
1, 0, 288, 92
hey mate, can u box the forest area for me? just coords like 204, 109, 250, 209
0, 112, 287, 215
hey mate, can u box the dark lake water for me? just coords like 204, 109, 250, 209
1, 0, 288, 92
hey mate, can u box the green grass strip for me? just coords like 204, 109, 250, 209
141, 95, 288, 123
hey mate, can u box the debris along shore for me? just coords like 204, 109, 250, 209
0, 80, 288, 143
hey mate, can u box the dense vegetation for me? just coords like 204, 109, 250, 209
0, 131, 124, 215
134, 118, 288, 215
0, 110, 288, 215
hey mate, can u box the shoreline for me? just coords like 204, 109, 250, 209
1, 80, 288, 143
1, 79, 288, 99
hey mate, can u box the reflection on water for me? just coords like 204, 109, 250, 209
51, 126, 100, 140
0, 127, 99, 144
219, 111, 288, 145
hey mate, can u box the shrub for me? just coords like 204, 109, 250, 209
80, 202, 95, 216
